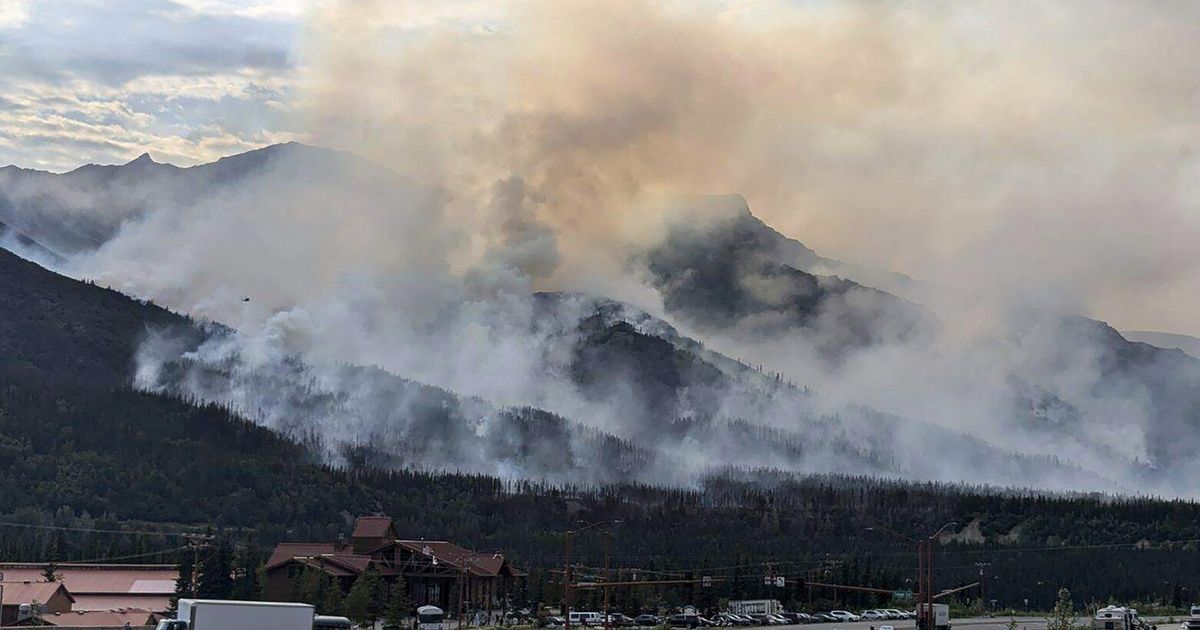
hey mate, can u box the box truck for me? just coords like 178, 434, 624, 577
154, 599, 316, 630
916, 603, 950, 630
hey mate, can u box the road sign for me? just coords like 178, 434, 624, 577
893, 590, 914, 600
775, 577, 786, 588
702, 576, 713, 588
763, 576, 772, 586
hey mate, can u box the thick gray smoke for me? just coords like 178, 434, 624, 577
6, 0, 1198, 495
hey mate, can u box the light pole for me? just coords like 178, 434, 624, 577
563, 520, 623, 630
866, 522, 956, 630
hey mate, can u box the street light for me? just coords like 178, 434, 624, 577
865, 522, 957, 630
563, 521, 623, 630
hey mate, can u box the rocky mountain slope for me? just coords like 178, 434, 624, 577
4, 143, 1198, 494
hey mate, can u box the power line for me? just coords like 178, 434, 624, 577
72, 543, 200, 564
0, 520, 214, 540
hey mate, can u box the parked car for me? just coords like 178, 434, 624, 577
636, 615, 662, 627
829, 611, 861, 622
544, 617, 567, 627
699, 617, 718, 627
669, 614, 702, 629
812, 613, 837, 623
862, 611, 888, 621
608, 614, 638, 627
767, 615, 791, 625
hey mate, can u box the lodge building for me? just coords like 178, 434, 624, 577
264, 516, 524, 616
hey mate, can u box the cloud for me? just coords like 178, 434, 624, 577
0, 0, 29, 29
0, 0, 305, 170
0, 74, 301, 170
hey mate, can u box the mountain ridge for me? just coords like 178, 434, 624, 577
3, 143, 1198, 495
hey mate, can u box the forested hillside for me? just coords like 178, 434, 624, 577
1, 245, 1199, 609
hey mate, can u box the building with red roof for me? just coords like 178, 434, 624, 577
264, 516, 524, 618
0, 564, 177, 614
0, 581, 75, 625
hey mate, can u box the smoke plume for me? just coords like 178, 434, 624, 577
16, 0, 1198, 495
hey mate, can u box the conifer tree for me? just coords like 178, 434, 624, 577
384, 575, 413, 630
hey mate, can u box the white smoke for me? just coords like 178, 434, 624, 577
4, 0, 1195, 495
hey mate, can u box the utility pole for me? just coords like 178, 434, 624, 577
562, 521, 623, 630
563, 533, 572, 630
974, 562, 990, 610
865, 522, 955, 630
603, 543, 611, 630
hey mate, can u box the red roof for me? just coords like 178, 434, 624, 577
351, 516, 396, 539
0, 581, 74, 605
73, 594, 173, 613
395, 541, 515, 576
0, 564, 177, 596
266, 543, 339, 569
266, 517, 522, 579
40, 608, 159, 627
296, 554, 380, 577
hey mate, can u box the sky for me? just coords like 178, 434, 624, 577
0, 0, 320, 170
3, 0, 1200, 338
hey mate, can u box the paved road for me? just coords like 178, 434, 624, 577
768, 617, 1052, 630
772, 616, 1180, 630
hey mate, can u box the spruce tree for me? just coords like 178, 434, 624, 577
322, 579, 346, 617
384, 575, 413, 630
230, 544, 263, 601
345, 567, 385, 626
41, 561, 60, 582
197, 537, 235, 599
170, 551, 197, 614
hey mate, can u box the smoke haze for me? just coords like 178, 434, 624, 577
299, 0, 1200, 337
4, 0, 1200, 495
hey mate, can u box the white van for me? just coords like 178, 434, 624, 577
571, 612, 605, 626
418, 605, 446, 630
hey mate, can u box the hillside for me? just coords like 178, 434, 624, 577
4, 144, 1198, 494
2, 246, 1200, 609
0, 247, 201, 385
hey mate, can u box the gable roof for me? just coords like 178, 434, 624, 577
0, 581, 74, 605
0, 564, 176, 596
394, 541, 518, 577
72, 594, 172, 613
266, 543, 339, 569
351, 516, 397, 539
40, 608, 159, 627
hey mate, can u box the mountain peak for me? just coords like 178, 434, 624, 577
125, 152, 157, 166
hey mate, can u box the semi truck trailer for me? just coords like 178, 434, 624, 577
155, 599, 316, 630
